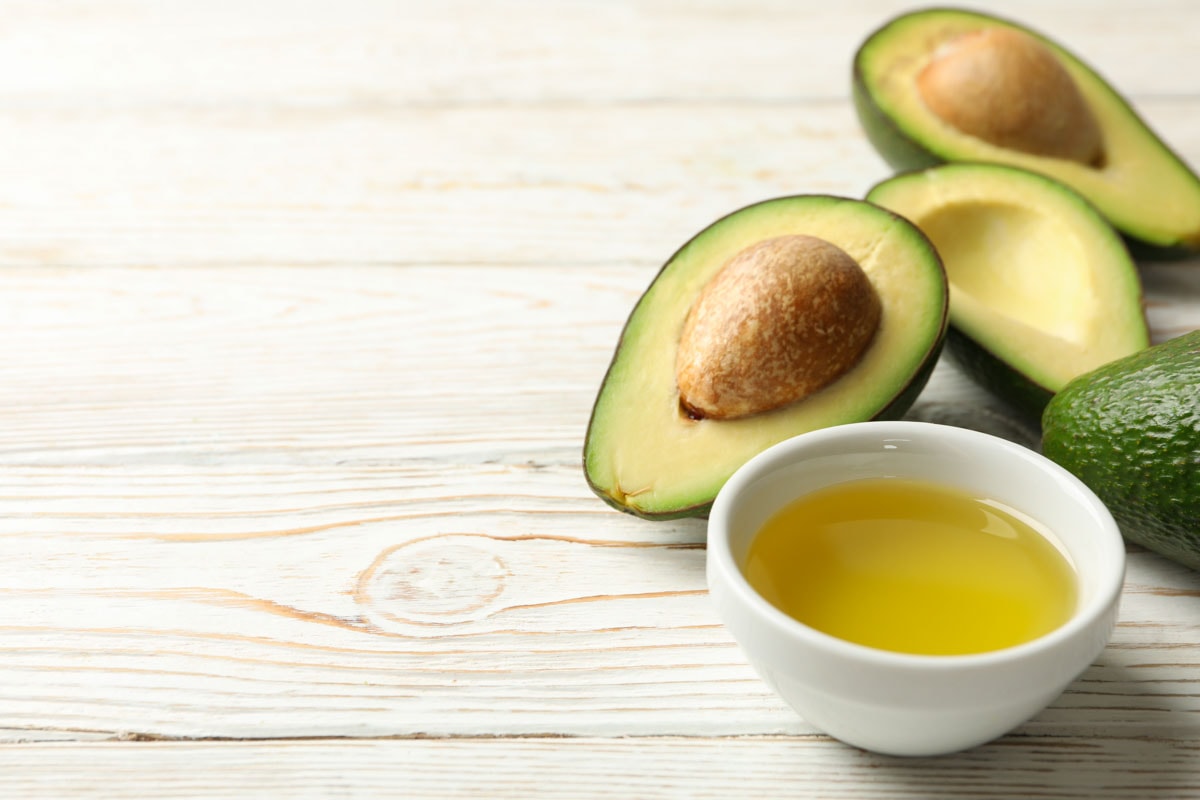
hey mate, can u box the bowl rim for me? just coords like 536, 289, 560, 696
706, 419, 1126, 671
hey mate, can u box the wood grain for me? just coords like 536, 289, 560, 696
0, 0, 1198, 795
0, 100, 1197, 269
2, 737, 1200, 799
0, 263, 1195, 469
0, 0, 1195, 105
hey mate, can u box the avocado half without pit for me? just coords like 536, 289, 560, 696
584, 195, 948, 519
867, 162, 1150, 422
853, 7, 1200, 254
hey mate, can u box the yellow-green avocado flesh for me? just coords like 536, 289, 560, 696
583, 195, 948, 519
868, 163, 1149, 421
853, 7, 1200, 254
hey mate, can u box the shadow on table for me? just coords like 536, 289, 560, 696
865, 659, 1198, 798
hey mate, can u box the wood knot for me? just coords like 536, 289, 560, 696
357, 535, 510, 627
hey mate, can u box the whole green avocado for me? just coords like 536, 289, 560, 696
1042, 330, 1200, 571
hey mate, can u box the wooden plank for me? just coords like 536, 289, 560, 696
0, 481, 1195, 743
0, 254, 1197, 745
0, 0, 1193, 106
0, 263, 1194, 469
0, 737, 1198, 799
0, 264, 622, 465
0, 0, 1197, 787
0, 100, 1197, 268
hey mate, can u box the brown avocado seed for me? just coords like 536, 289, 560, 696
917, 26, 1104, 165
675, 234, 881, 420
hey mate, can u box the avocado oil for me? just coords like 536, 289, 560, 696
742, 478, 1078, 655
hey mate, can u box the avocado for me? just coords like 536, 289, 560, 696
1042, 330, 1200, 571
853, 7, 1200, 255
867, 163, 1149, 422
583, 195, 948, 519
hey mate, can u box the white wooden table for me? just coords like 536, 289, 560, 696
1, 1, 1198, 796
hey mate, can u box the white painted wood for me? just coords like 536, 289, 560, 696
0, 100, 1197, 268
2, 737, 1200, 799
0, 0, 1197, 795
0, 263, 1195, 746
0, 0, 1193, 105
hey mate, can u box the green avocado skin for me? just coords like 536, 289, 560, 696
850, 10, 1200, 261
1041, 330, 1200, 571
850, 73, 940, 174
585, 335, 948, 522
945, 327, 1054, 426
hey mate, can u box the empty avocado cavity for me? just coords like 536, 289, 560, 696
868, 162, 1150, 420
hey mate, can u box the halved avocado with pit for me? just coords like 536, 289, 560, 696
583, 195, 948, 519
867, 163, 1150, 422
853, 7, 1200, 255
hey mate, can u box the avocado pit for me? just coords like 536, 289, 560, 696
675, 235, 881, 420
916, 27, 1104, 165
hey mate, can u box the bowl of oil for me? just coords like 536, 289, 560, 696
706, 420, 1125, 757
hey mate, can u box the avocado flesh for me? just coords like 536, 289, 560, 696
584, 195, 948, 519
867, 163, 1149, 421
1042, 330, 1200, 571
854, 7, 1200, 253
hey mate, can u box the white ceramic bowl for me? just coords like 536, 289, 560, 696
706, 420, 1125, 757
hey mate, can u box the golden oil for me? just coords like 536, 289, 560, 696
742, 477, 1078, 655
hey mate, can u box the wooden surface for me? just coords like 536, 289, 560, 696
0, 1, 1198, 796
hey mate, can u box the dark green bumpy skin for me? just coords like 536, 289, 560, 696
1042, 330, 1200, 571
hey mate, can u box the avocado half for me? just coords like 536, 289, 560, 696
1042, 330, 1200, 571
853, 7, 1200, 254
867, 163, 1150, 422
583, 195, 948, 519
